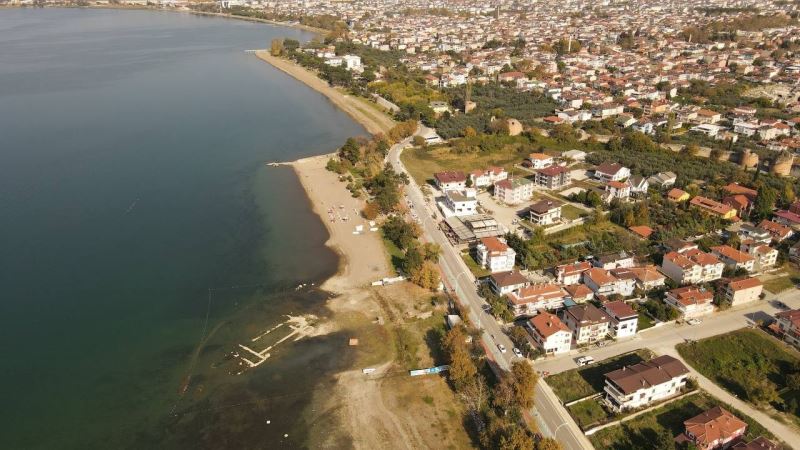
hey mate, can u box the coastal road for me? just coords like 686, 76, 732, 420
388, 138, 593, 450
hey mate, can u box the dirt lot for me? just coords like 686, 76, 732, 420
308, 283, 476, 450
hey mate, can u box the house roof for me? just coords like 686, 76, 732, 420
723, 182, 758, 199
684, 406, 747, 448
605, 355, 689, 395
757, 220, 792, 238
537, 165, 569, 176
629, 225, 654, 239
509, 284, 566, 305
596, 162, 626, 176
585, 268, 617, 286
565, 284, 593, 298
565, 303, 610, 325
479, 237, 510, 254
774, 210, 800, 224
712, 245, 755, 264
530, 199, 563, 214
490, 270, 529, 288
528, 152, 553, 161
667, 188, 688, 201
731, 436, 778, 450
528, 312, 570, 338
557, 261, 593, 276
667, 286, 713, 306
434, 171, 466, 183
691, 196, 736, 217
726, 277, 762, 291
603, 300, 638, 320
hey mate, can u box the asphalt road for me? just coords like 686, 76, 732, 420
388, 137, 593, 450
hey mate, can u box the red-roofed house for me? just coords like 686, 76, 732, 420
475, 237, 516, 273
526, 312, 572, 355
776, 309, 800, 349
722, 277, 763, 307
434, 171, 467, 191
603, 301, 638, 338
507, 284, 567, 316
664, 286, 714, 318
675, 406, 747, 450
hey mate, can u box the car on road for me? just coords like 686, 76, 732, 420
497, 344, 507, 353
576, 356, 594, 366
513, 347, 523, 358
687, 318, 702, 325
774, 300, 789, 310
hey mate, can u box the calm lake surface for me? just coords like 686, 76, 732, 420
0, 8, 363, 449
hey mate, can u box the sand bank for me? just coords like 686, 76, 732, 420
256, 51, 396, 136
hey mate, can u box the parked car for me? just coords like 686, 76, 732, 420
497, 344, 507, 354
687, 318, 702, 325
774, 300, 789, 310
576, 356, 594, 366
513, 347, 523, 358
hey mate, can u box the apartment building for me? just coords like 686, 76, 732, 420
603, 301, 638, 339
475, 237, 516, 273
664, 286, 714, 318
562, 304, 611, 345
604, 355, 689, 412
507, 284, 567, 317
526, 312, 572, 355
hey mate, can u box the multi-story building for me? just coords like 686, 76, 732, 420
603, 355, 689, 412
526, 312, 572, 355
775, 309, 800, 349
469, 167, 508, 188
741, 243, 779, 272
562, 304, 611, 345
690, 196, 737, 220
711, 245, 755, 273
722, 277, 763, 307
475, 237, 516, 273
525, 152, 555, 169
441, 189, 478, 217
488, 270, 530, 296
555, 261, 592, 285
434, 171, 467, 191
493, 177, 534, 205
603, 301, 638, 339
535, 165, 571, 189
661, 250, 723, 285
664, 286, 714, 318
529, 199, 563, 226
507, 284, 567, 317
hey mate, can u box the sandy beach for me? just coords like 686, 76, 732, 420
256, 51, 396, 136
290, 153, 392, 291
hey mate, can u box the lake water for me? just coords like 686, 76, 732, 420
0, 8, 363, 449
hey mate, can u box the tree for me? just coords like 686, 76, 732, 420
270, 38, 284, 56
362, 202, 380, 220
383, 216, 419, 250
498, 427, 534, 450
339, 137, 361, 165
653, 427, 676, 450
536, 438, 563, 450
409, 261, 440, 290
509, 360, 537, 409
753, 186, 777, 221
443, 327, 477, 390
402, 246, 424, 275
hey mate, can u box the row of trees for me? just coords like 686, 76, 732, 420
382, 216, 441, 290
441, 325, 559, 450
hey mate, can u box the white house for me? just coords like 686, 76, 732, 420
475, 237, 516, 273
525, 153, 555, 169
469, 167, 508, 188
527, 312, 572, 355
711, 245, 755, 273
342, 54, 362, 71
494, 177, 534, 205
603, 301, 638, 339
441, 189, 478, 217
664, 286, 714, 318
594, 162, 631, 182
660, 250, 723, 285
722, 277, 763, 307
434, 171, 467, 191
563, 304, 611, 345
489, 270, 530, 296
555, 261, 592, 285
507, 284, 567, 316
529, 199, 563, 226
604, 355, 689, 412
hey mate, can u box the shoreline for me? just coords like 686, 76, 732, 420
255, 51, 396, 137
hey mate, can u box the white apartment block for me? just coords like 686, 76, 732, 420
527, 312, 572, 355
604, 355, 689, 412
475, 237, 516, 273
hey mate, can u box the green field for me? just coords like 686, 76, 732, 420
560, 204, 588, 221
677, 328, 800, 424
637, 312, 655, 330
461, 252, 491, 278
567, 397, 611, 430
761, 263, 800, 294
547, 349, 656, 403
589, 391, 781, 450
399, 145, 527, 186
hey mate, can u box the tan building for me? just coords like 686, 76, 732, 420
722, 277, 763, 307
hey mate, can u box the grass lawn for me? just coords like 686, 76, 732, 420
568, 397, 612, 430
400, 145, 527, 187
547, 349, 656, 403
382, 235, 404, 274
461, 252, 491, 278
589, 391, 781, 450
761, 263, 800, 294
677, 328, 800, 424
561, 204, 588, 220
637, 313, 655, 331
